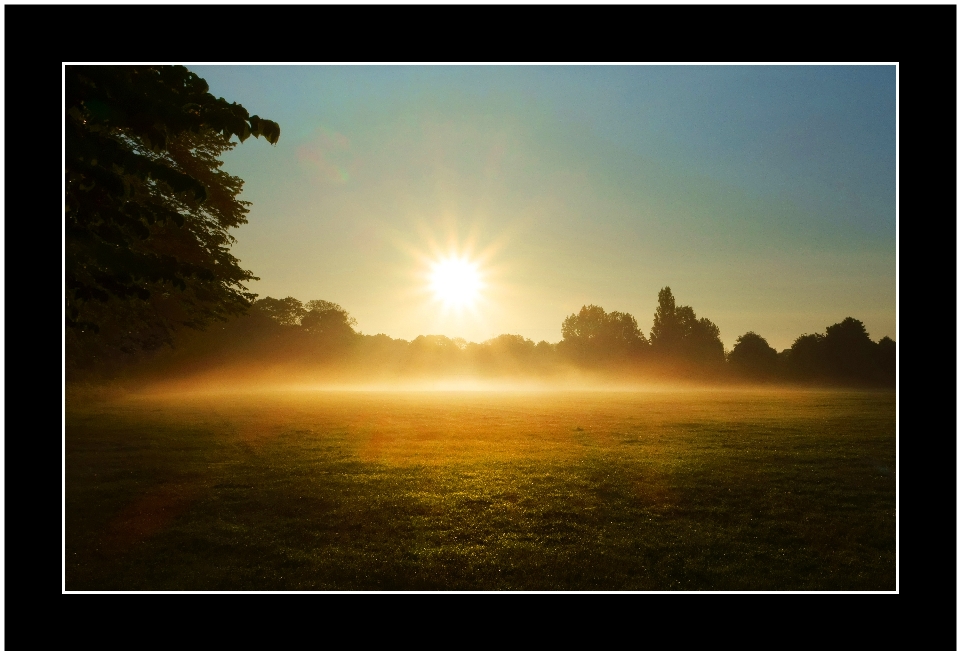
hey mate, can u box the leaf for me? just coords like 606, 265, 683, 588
261, 120, 280, 145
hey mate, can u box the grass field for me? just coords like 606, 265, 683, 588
65, 388, 896, 590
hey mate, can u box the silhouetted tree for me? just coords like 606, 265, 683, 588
650, 287, 681, 352
66, 65, 280, 359
649, 287, 724, 366
785, 332, 826, 380
560, 304, 648, 363
783, 319, 894, 386
728, 331, 779, 379
561, 305, 607, 342
821, 317, 883, 382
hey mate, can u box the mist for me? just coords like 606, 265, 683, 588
67, 301, 896, 402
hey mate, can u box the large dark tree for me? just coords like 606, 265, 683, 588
65, 65, 280, 364
728, 331, 779, 379
785, 332, 825, 380
821, 317, 885, 383
649, 287, 724, 366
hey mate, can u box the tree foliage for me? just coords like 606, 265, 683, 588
782, 317, 893, 384
822, 317, 880, 379
302, 300, 358, 337
649, 287, 724, 365
250, 297, 306, 327
728, 331, 779, 379
560, 304, 648, 361
65, 65, 280, 361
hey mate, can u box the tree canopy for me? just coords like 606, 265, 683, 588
560, 304, 647, 361
65, 65, 280, 360
728, 331, 779, 378
782, 317, 893, 384
649, 287, 724, 365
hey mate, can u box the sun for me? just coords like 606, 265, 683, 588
429, 256, 483, 309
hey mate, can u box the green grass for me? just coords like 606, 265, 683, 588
65, 388, 896, 590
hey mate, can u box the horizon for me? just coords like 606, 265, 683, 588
250, 292, 893, 353
188, 65, 897, 352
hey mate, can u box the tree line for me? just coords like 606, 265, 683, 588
74, 286, 894, 387
555, 287, 895, 385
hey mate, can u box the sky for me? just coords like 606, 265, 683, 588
190, 65, 897, 351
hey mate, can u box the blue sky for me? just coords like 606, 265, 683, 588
191, 65, 896, 350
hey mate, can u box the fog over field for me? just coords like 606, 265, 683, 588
71, 285, 896, 395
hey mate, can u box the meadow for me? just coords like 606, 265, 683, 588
65, 387, 896, 591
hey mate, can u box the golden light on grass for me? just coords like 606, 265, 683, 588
429, 256, 484, 310
67, 388, 897, 590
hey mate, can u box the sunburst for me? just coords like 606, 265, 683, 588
429, 256, 484, 309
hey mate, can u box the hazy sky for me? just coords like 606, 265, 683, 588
191, 65, 897, 351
